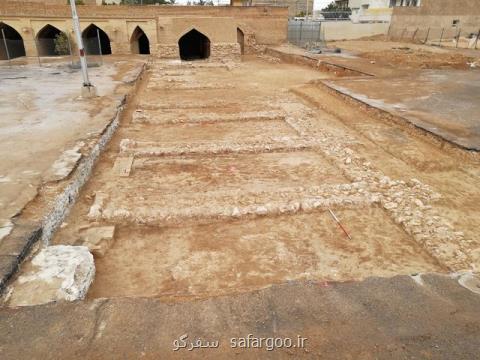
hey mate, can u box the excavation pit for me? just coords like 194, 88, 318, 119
123, 119, 296, 142
86, 207, 444, 300
126, 151, 346, 193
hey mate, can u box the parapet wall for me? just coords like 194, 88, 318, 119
390, 0, 480, 35
0, 3, 287, 59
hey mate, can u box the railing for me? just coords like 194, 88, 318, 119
315, 11, 351, 21
287, 20, 325, 48
388, 26, 480, 50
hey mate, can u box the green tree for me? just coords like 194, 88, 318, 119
54, 32, 70, 55
321, 1, 351, 19
67, 0, 85, 4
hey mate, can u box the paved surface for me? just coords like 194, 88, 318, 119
1, 274, 480, 359
325, 70, 480, 150
0, 60, 144, 240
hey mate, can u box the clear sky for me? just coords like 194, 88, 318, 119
313, 0, 333, 11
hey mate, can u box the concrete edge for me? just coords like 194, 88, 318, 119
265, 47, 375, 77
0, 62, 147, 296
313, 80, 480, 158
322, 79, 480, 152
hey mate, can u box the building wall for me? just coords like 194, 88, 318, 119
350, 0, 393, 23
6, 0, 97, 4
322, 21, 389, 40
231, 0, 313, 18
390, 0, 480, 35
0, 3, 287, 59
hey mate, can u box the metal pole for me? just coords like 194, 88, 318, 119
299, 20, 303, 45
474, 29, 480, 50
32, 33, 41, 67
455, 27, 461, 48
96, 28, 103, 65
439, 27, 444, 46
423, 27, 430, 44
1, 28, 11, 66
66, 31, 74, 66
69, 0, 92, 87
318, 21, 321, 44
412, 28, 418, 42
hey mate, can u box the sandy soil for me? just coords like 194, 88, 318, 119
330, 40, 479, 70
7, 54, 469, 303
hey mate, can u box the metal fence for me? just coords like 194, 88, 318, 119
288, 20, 326, 48
0, 39, 25, 61
315, 11, 351, 21
388, 26, 480, 50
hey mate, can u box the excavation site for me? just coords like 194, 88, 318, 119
1, 1, 480, 358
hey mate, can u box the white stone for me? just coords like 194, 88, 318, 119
414, 199, 424, 208
8, 245, 95, 306
87, 192, 108, 220
81, 226, 116, 257
255, 206, 268, 215
384, 202, 398, 210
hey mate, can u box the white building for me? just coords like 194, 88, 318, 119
349, 0, 421, 23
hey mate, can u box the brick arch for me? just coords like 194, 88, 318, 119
130, 25, 150, 55
0, 21, 26, 59
81, 23, 112, 55
0, 21, 25, 38
178, 28, 211, 61
35, 24, 68, 56
235, 23, 258, 54
177, 26, 213, 44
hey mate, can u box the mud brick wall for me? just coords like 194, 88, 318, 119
0, 2, 288, 58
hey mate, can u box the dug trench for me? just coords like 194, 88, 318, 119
4, 55, 480, 306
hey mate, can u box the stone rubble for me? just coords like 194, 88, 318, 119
80, 226, 116, 257
132, 110, 284, 125
119, 136, 326, 157
7, 245, 94, 306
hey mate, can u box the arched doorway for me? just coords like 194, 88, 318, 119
130, 26, 150, 55
82, 24, 111, 55
178, 29, 210, 61
0, 22, 26, 60
237, 28, 245, 55
36, 24, 68, 56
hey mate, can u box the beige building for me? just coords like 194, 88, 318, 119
0, 2, 287, 60
230, 0, 313, 18
390, 0, 480, 36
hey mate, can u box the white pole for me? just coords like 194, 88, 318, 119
1, 28, 11, 66
69, 0, 92, 87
